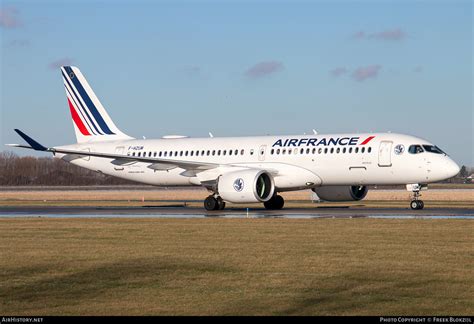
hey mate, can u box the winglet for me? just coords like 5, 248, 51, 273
14, 129, 48, 151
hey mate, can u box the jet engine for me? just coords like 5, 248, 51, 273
312, 185, 368, 202
218, 170, 275, 203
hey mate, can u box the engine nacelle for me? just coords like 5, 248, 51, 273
218, 170, 275, 203
312, 185, 368, 202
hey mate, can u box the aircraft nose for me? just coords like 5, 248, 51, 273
445, 158, 461, 179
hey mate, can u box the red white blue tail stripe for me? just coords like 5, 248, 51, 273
61, 66, 115, 136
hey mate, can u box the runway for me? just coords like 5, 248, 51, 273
1, 205, 473, 219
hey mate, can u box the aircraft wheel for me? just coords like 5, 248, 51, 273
418, 200, 424, 210
410, 200, 424, 210
217, 197, 226, 210
264, 195, 285, 210
204, 196, 218, 211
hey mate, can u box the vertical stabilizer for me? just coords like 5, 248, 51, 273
60, 66, 133, 143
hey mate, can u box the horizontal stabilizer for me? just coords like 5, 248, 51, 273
5, 144, 34, 149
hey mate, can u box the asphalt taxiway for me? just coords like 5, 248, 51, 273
1, 205, 473, 219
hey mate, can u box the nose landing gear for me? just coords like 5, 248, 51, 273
410, 197, 424, 210
407, 184, 426, 210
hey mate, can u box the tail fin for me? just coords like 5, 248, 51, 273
60, 66, 133, 143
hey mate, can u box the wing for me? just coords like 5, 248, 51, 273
9, 129, 218, 172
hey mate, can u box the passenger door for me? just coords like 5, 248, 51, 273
378, 141, 392, 167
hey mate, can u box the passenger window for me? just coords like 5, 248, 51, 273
336, 148, 340, 154
324, 148, 328, 154
250, 149, 254, 155
132, 152, 136, 156
277, 149, 280, 154
318, 148, 322, 154
355, 147, 359, 153
229, 150, 232, 156
361, 147, 365, 153
241, 149, 244, 155
271, 149, 274, 155
349, 147, 352, 153
330, 148, 334, 154
207, 151, 210, 156
343, 148, 346, 153
223, 150, 226, 156
180, 151, 183, 156
300, 148, 304, 154
217, 150, 221, 156
409, 145, 424, 154
368, 147, 371, 153
306, 148, 310, 154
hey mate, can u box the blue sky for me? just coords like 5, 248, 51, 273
1, 0, 472, 165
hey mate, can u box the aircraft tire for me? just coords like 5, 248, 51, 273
204, 196, 218, 211
418, 200, 424, 209
217, 197, 226, 210
410, 200, 424, 210
264, 195, 284, 210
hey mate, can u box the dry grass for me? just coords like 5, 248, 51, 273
0, 188, 473, 210
0, 218, 472, 315
0, 188, 473, 206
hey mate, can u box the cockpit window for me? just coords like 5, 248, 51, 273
408, 145, 424, 154
422, 145, 445, 154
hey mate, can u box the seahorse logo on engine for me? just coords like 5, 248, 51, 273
233, 178, 244, 192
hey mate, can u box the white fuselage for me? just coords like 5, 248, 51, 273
56, 132, 460, 191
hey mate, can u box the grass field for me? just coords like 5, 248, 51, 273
0, 187, 473, 208
1, 218, 473, 315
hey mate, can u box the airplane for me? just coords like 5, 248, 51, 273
7, 66, 461, 211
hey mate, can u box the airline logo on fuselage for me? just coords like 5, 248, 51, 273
272, 136, 375, 147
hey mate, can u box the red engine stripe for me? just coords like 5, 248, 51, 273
68, 98, 91, 136
360, 136, 375, 145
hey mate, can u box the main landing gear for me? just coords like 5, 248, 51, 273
204, 195, 226, 211
203, 194, 285, 211
264, 195, 285, 210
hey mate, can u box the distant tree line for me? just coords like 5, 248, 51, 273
0, 151, 472, 186
0, 151, 135, 186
